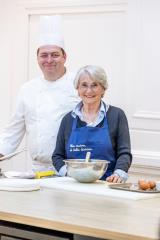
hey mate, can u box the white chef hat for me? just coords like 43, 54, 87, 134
38, 15, 65, 50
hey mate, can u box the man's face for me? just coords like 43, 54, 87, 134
37, 45, 66, 80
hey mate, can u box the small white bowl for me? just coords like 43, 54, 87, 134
156, 181, 160, 190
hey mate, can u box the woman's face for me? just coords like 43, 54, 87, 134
77, 74, 105, 105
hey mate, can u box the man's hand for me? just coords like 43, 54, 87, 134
106, 174, 124, 183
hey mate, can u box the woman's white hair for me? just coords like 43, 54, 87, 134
74, 65, 108, 90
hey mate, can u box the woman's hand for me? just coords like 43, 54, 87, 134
106, 174, 124, 183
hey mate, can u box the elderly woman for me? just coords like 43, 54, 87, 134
52, 65, 132, 182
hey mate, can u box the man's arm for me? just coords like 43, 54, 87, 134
0, 90, 26, 156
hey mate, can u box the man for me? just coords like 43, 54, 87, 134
0, 16, 79, 171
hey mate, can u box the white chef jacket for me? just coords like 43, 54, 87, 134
0, 71, 79, 171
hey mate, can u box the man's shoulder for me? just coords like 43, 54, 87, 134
19, 77, 41, 92
66, 71, 76, 78
22, 77, 40, 87
64, 70, 77, 83
61, 71, 78, 96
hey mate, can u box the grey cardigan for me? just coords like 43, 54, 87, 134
52, 105, 132, 173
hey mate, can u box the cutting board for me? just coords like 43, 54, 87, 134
39, 177, 160, 200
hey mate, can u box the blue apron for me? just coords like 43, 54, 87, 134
66, 116, 116, 180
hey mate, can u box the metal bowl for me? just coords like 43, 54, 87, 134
64, 159, 109, 183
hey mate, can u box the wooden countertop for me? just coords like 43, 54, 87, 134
0, 186, 160, 240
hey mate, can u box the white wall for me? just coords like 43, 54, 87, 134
0, 0, 160, 177
126, 0, 160, 177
